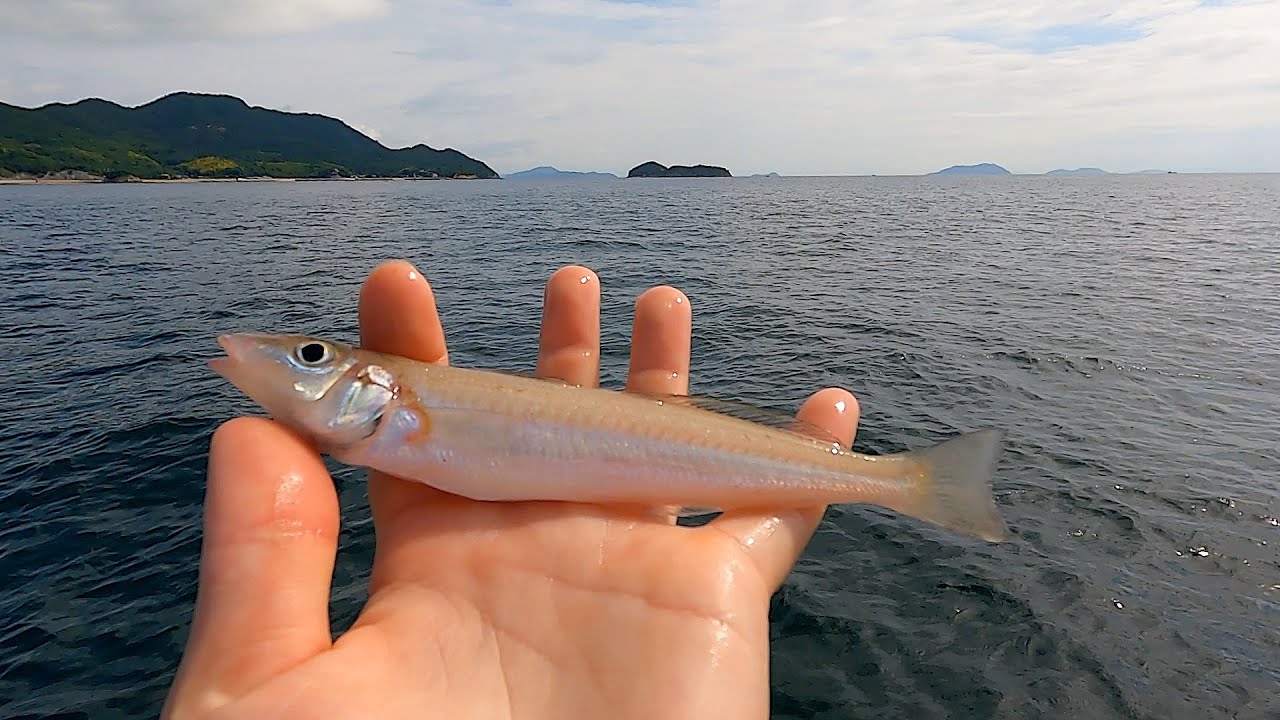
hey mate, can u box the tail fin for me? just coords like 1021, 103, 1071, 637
891, 430, 1008, 542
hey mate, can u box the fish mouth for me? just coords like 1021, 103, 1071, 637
209, 334, 248, 377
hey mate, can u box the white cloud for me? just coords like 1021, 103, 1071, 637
1, 0, 1277, 174
0, 0, 388, 41
352, 123, 383, 141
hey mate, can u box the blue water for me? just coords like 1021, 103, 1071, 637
1, 175, 1278, 718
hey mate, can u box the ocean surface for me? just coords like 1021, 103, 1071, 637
1, 174, 1277, 719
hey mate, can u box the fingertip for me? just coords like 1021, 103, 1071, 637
635, 285, 691, 317
209, 415, 309, 463
358, 258, 448, 363
542, 265, 600, 330
369, 258, 423, 282
796, 387, 860, 447
538, 265, 602, 387
627, 285, 693, 396
803, 386, 860, 419
547, 264, 599, 289
206, 417, 338, 545
361, 259, 430, 311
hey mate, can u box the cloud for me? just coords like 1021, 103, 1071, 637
0, 0, 388, 42
949, 22, 1149, 53
352, 123, 383, 142
1, 0, 1277, 174
402, 87, 516, 119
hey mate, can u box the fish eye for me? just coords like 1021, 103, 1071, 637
294, 341, 332, 366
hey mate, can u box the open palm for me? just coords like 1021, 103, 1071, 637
164, 261, 859, 719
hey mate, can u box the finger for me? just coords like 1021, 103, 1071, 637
624, 285, 691, 396
624, 285, 692, 523
707, 388, 860, 590
358, 259, 448, 364
536, 265, 601, 387
164, 418, 338, 717
357, 260, 453, 527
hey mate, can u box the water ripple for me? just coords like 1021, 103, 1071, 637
1, 175, 1278, 718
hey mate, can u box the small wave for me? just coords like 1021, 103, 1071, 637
982, 350, 1231, 382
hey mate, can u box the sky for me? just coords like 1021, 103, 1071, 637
1, 0, 1277, 176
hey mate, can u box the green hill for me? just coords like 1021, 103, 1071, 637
0, 92, 498, 180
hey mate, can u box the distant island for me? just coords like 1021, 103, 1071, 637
929, 163, 1011, 176
505, 166, 617, 180
0, 91, 497, 181
751, 172, 781, 178
1046, 167, 1111, 176
627, 161, 732, 178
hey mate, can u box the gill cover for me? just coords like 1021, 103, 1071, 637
322, 363, 396, 446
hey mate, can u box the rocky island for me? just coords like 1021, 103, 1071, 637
626, 161, 732, 178
0, 91, 497, 181
929, 163, 1012, 176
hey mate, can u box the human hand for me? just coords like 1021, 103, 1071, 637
163, 261, 859, 719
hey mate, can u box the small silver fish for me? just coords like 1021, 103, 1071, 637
211, 333, 1008, 542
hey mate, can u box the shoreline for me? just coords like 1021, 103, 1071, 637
0, 175, 495, 185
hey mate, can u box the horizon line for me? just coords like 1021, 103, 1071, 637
498, 169, 1280, 178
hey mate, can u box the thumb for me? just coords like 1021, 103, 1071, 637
164, 417, 339, 718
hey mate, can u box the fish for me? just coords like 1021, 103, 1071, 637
210, 333, 1009, 542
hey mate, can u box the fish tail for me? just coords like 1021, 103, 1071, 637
876, 430, 1008, 542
